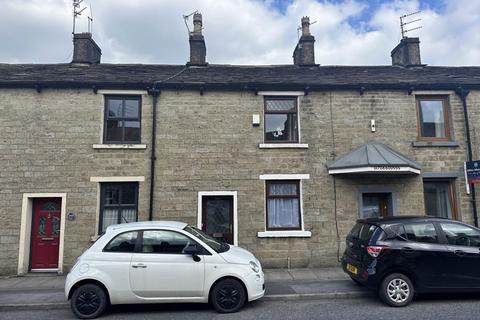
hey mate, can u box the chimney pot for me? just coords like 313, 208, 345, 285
301, 16, 311, 36
188, 12, 207, 66
391, 37, 422, 67
72, 33, 101, 64
193, 12, 202, 34
293, 16, 316, 66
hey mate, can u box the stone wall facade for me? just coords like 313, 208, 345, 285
0, 87, 477, 274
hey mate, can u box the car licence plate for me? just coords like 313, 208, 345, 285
346, 263, 358, 275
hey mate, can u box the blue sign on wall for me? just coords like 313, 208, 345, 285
465, 161, 480, 184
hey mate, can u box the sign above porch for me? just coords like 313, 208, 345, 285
327, 143, 421, 175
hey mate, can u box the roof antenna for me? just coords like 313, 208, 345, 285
297, 20, 317, 40
400, 11, 422, 39
87, 3, 93, 34
72, 0, 87, 36
183, 10, 199, 34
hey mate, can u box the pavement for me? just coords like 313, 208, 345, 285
0, 267, 371, 311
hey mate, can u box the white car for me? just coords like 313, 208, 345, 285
65, 221, 265, 319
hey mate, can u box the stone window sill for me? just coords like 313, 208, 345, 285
93, 144, 147, 149
259, 143, 309, 149
412, 141, 460, 148
257, 230, 312, 238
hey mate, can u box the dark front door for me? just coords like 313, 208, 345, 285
361, 193, 391, 218
30, 198, 61, 270
202, 196, 234, 244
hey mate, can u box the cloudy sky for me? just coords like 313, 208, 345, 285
0, 0, 478, 66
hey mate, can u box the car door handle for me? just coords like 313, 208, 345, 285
132, 263, 147, 269
401, 247, 415, 253
454, 250, 467, 256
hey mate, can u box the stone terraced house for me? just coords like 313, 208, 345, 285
1, 14, 480, 275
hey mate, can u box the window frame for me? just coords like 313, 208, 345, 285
264, 96, 299, 143
423, 179, 458, 220
99, 182, 139, 234
415, 95, 451, 141
103, 95, 142, 144
265, 180, 302, 231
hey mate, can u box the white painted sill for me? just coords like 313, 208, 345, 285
257, 230, 312, 238
259, 143, 309, 149
93, 144, 147, 149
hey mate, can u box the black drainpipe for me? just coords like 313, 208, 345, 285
147, 87, 160, 221
456, 87, 478, 227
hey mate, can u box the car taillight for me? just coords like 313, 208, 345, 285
366, 245, 389, 258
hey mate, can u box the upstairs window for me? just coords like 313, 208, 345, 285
416, 96, 450, 141
264, 97, 298, 143
104, 96, 141, 143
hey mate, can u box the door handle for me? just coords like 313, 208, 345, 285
132, 264, 147, 269
401, 247, 415, 253
454, 250, 467, 256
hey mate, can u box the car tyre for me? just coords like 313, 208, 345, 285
379, 273, 414, 307
211, 278, 246, 313
70, 283, 108, 319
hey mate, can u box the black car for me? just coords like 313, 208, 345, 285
342, 216, 480, 306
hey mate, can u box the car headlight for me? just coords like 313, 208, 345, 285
249, 261, 260, 273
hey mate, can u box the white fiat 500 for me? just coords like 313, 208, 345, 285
65, 221, 265, 319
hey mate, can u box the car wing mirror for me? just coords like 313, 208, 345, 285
184, 244, 201, 262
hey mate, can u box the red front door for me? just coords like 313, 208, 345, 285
30, 198, 61, 270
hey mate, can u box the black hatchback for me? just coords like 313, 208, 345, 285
342, 216, 480, 306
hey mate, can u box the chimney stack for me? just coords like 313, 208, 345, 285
293, 16, 316, 66
72, 33, 101, 64
187, 12, 207, 66
391, 37, 422, 67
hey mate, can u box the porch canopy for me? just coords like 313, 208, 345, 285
328, 143, 421, 175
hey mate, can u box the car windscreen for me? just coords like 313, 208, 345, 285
183, 225, 229, 253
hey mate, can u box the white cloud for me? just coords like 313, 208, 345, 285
0, 0, 478, 66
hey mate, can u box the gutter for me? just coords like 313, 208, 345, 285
2, 81, 480, 92
456, 87, 478, 227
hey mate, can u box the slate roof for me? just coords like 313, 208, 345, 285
327, 143, 421, 174
0, 63, 479, 91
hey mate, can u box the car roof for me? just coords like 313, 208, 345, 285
357, 215, 450, 226
105, 220, 189, 233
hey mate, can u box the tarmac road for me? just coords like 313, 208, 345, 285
2, 294, 480, 320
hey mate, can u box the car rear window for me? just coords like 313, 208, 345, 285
359, 224, 378, 241
348, 223, 363, 238
404, 223, 438, 244
348, 223, 378, 241
104, 231, 138, 252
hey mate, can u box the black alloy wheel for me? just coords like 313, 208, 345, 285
70, 283, 108, 319
211, 278, 246, 313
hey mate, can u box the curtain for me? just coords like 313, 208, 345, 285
121, 208, 137, 223
102, 209, 118, 232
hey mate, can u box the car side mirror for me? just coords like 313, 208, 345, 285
184, 244, 201, 262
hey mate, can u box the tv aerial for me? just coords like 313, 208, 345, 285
72, 0, 87, 35
183, 10, 199, 35
297, 20, 317, 40
88, 4, 94, 34
400, 11, 422, 38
